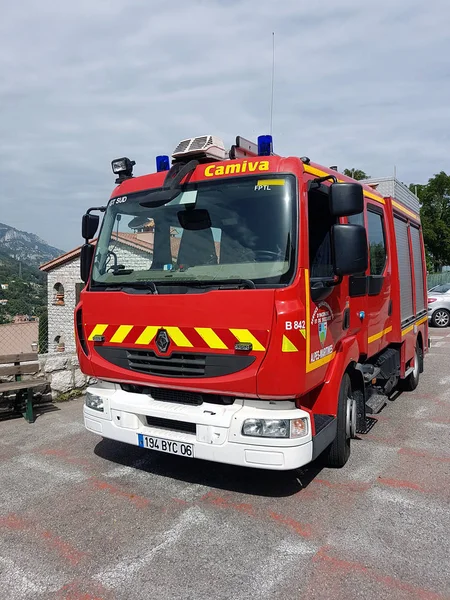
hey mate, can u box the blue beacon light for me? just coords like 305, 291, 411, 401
156, 155, 170, 172
257, 135, 273, 156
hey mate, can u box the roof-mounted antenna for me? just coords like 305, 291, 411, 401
270, 32, 275, 136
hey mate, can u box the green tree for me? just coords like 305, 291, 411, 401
343, 168, 371, 181
410, 172, 450, 272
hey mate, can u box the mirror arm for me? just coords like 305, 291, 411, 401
308, 175, 338, 190
86, 206, 107, 215
326, 275, 343, 287
309, 275, 343, 290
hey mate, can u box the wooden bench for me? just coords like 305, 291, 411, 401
0, 353, 50, 423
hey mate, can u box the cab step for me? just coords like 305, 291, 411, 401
365, 393, 387, 414
356, 416, 377, 435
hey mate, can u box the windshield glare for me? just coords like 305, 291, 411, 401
91, 175, 297, 288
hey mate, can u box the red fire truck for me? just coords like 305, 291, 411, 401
76, 134, 428, 470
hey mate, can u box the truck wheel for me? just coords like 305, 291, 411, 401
399, 344, 422, 392
431, 309, 450, 328
322, 373, 354, 468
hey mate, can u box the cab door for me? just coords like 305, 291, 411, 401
306, 183, 347, 383
365, 203, 391, 356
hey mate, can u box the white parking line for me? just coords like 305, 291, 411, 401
94, 507, 207, 588
17, 455, 87, 483
0, 556, 61, 598
236, 538, 318, 600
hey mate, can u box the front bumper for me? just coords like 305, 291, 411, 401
83, 382, 314, 471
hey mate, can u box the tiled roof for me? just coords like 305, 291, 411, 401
40, 233, 155, 272
40, 232, 221, 272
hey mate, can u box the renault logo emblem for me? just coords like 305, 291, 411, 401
155, 329, 170, 354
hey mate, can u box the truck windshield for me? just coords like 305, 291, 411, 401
91, 175, 297, 289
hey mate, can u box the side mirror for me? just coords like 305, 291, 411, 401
329, 182, 364, 217
82, 214, 100, 240
332, 224, 368, 276
80, 243, 95, 282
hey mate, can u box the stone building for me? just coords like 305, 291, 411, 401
39, 231, 178, 353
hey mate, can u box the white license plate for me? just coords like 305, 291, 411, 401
137, 434, 194, 458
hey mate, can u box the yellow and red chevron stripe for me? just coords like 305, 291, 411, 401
87, 324, 269, 352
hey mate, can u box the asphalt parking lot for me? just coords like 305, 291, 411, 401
1, 329, 449, 600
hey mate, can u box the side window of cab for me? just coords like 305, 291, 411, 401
367, 208, 387, 276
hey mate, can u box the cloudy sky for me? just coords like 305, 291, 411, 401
1, 0, 449, 251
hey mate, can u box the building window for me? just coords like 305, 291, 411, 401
53, 283, 65, 306
54, 335, 65, 353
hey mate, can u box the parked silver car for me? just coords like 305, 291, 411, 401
428, 283, 450, 327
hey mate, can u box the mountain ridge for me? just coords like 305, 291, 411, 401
0, 222, 63, 266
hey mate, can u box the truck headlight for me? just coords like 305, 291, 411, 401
85, 392, 104, 412
242, 418, 309, 439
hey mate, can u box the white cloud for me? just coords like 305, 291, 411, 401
0, 0, 448, 249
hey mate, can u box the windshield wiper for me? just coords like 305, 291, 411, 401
92, 278, 255, 293
156, 278, 256, 289
92, 281, 158, 294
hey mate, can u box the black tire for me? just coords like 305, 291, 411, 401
431, 309, 450, 328
322, 373, 352, 468
399, 343, 422, 392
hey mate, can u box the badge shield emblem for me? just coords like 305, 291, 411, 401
155, 329, 170, 354
318, 321, 327, 347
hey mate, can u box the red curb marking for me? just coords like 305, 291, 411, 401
0, 514, 86, 566
0, 514, 28, 530
201, 492, 314, 538
39, 448, 94, 468
201, 491, 254, 515
89, 478, 150, 509
399, 447, 450, 463
377, 477, 427, 493
267, 511, 313, 538
55, 580, 108, 600
313, 545, 447, 600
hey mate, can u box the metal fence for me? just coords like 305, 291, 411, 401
427, 272, 450, 289
0, 274, 49, 356
0, 317, 48, 356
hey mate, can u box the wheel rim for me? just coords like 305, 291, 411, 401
412, 348, 419, 380
434, 310, 450, 327
346, 396, 357, 439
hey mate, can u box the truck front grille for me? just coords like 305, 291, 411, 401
128, 350, 206, 377
94, 346, 256, 378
